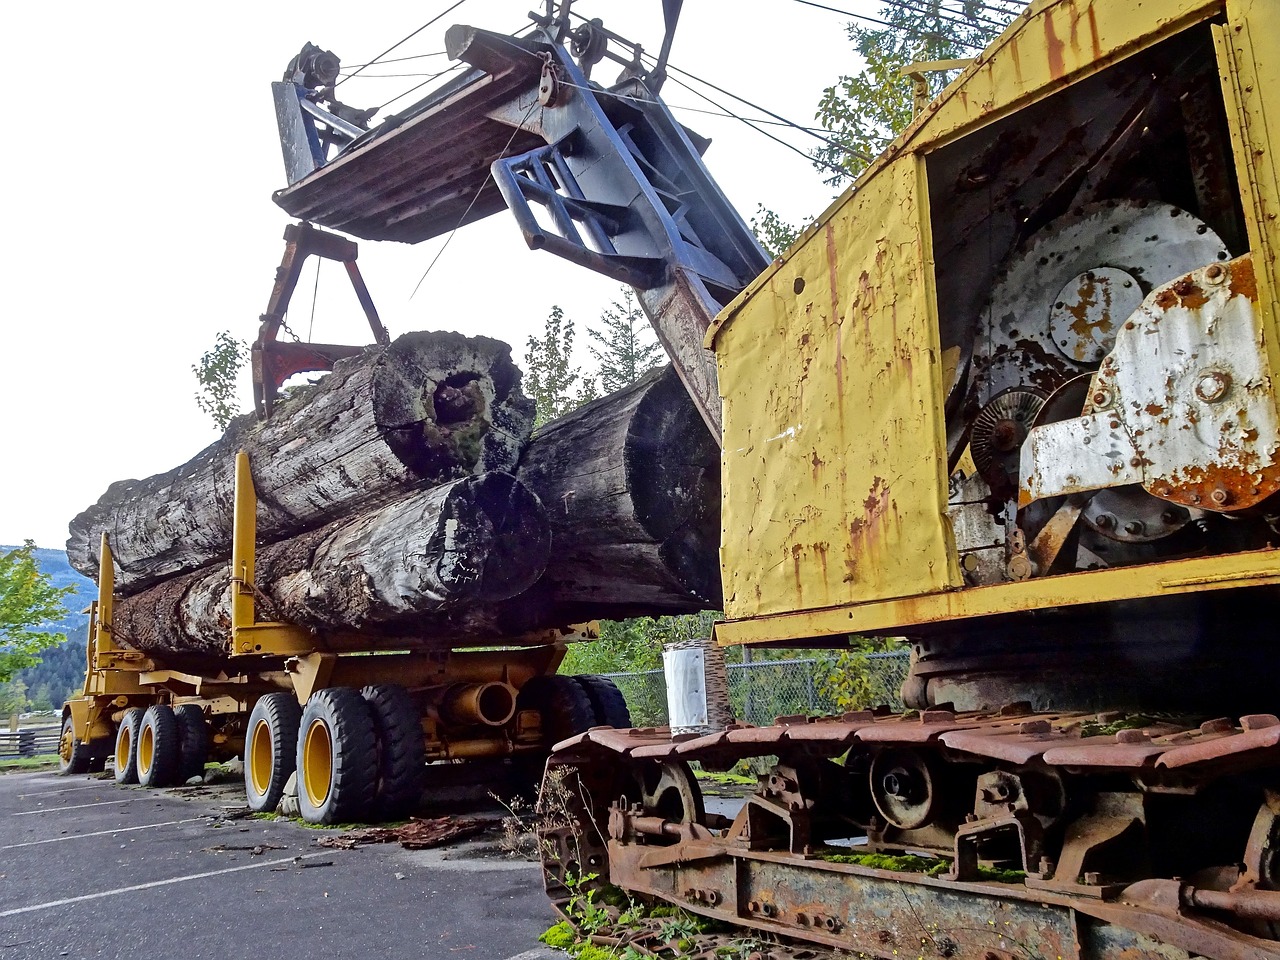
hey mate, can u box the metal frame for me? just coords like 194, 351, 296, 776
251, 221, 389, 419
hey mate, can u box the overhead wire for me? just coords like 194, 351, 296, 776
375, 62, 467, 113
876, 0, 1008, 33
335, 0, 469, 87
339, 51, 446, 69
786, 0, 989, 50
409, 99, 542, 298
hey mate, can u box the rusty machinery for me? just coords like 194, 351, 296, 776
270, 0, 1280, 956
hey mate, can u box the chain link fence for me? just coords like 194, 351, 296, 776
603, 651, 911, 728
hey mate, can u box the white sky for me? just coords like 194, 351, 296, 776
0, 0, 873, 550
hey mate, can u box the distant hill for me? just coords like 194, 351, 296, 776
2, 545, 95, 710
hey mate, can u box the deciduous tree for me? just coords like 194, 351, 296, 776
0, 542, 71, 683
524, 306, 598, 427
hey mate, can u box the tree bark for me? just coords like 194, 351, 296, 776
68, 331, 534, 595
500, 364, 722, 631
112, 473, 549, 657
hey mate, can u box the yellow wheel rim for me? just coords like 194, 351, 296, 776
302, 719, 333, 808
138, 722, 153, 777
119, 727, 133, 767
249, 719, 274, 797
60, 727, 74, 764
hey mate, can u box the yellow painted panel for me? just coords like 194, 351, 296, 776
1222, 0, 1280, 375
715, 548, 1280, 647
717, 156, 959, 621
708, 0, 1222, 333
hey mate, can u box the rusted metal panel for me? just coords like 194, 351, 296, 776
274, 52, 547, 242
1158, 714, 1280, 769
1022, 257, 1280, 512
715, 155, 959, 621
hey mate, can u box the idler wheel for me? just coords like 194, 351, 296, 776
870, 747, 940, 830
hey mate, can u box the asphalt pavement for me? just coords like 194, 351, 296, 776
0, 768, 561, 960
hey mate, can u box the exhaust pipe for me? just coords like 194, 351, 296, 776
440, 682, 517, 727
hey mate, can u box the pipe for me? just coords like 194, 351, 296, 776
440, 681, 517, 727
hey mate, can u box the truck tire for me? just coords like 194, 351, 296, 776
137, 705, 181, 788
360, 685, 426, 820
517, 675, 597, 746
297, 687, 378, 824
114, 708, 144, 784
573, 675, 631, 728
507, 676, 600, 799
245, 693, 301, 813
58, 716, 91, 775
174, 704, 209, 783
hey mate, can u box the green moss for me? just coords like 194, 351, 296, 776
1080, 715, 1158, 738
571, 946, 618, 960
540, 921, 577, 949
976, 866, 1026, 883
817, 850, 949, 875
816, 850, 1024, 883
692, 769, 756, 787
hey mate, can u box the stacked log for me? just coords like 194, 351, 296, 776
69, 341, 721, 656
113, 472, 549, 656
67, 331, 533, 594
501, 364, 722, 631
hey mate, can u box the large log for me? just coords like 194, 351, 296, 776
68, 331, 534, 595
112, 473, 549, 657
501, 364, 722, 630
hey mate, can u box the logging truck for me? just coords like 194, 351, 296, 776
60, 0, 1280, 955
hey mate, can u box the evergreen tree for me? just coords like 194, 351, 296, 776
587, 289, 664, 393
523, 305, 599, 427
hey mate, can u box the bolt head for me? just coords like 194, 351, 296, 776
1211, 487, 1231, 505
1195, 371, 1230, 403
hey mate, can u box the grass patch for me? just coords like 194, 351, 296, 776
0, 754, 60, 772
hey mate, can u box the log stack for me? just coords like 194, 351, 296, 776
67, 332, 722, 657
67, 331, 533, 594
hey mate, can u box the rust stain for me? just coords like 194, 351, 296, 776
1086, 6, 1101, 60
1009, 39, 1023, 84
826, 223, 846, 436
1044, 12, 1066, 80
1229, 257, 1258, 301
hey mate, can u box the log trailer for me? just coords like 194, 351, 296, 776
63, 0, 1280, 953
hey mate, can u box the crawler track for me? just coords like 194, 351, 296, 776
541, 709, 1280, 960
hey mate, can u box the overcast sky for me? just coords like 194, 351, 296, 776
1, 1, 872, 550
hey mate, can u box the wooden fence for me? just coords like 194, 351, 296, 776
0, 725, 62, 758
